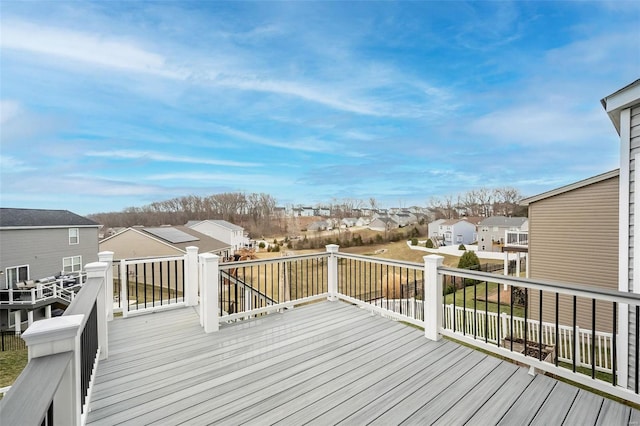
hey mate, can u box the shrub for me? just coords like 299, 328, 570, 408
258, 242, 266, 249
458, 244, 466, 250
272, 244, 280, 252
443, 284, 456, 295
411, 238, 418, 246
273, 239, 278, 244
458, 250, 480, 286
425, 239, 434, 248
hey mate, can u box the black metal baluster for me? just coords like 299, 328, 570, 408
539, 290, 543, 361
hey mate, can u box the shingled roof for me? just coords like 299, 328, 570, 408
0, 208, 99, 228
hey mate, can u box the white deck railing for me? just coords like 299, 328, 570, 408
505, 230, 528, 247
0, 261, 109, 426
3, 245, 640, 425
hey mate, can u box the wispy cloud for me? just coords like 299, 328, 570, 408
1, 20, 185, 79
85, 150, 261, 167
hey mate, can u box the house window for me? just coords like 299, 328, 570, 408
63, 256, 82, 273
5, 265, 29, 288
69, 228, 79, 245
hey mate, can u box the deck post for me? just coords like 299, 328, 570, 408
200, 253, 219, 333
13, 311, 21, 335
326, 245, 339, 301
22, 314, 84, 426
185, 246, 199, 306
85, 262, 109, 360
424, 255, 444, 341
98, 251, 114, 321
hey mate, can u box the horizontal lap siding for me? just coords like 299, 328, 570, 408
628, 106, 640, 390
528, 176, 619, 332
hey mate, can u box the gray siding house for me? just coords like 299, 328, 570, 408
601, 79, 640, 392
0, 208, 100, 289
0, 208, 100, 331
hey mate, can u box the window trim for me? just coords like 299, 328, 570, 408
62, 255, 82, 273
5, 265, 29, 289
69, 228, 79, 245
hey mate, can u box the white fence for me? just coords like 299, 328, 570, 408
442, 304, 613, 373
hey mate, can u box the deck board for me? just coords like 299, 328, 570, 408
86, 301, 640, 425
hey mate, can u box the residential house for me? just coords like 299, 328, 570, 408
522, 169, 619, 333
392, 213, 418, 228
601, 79, 640, 391
437, 219, 476, 246
368, 217, 398, 232
0, 208, 100, 331
341, 218, 357, 228
307, 220, 332, 232
0, 208, 99, 289
355, 217, 370, 227
99, 226, 231, 260
477, 216, 528, 252
316, 207, 331, 217
428, 219, 446, 239
186, 219, 249, 252
300, 207, 315, 217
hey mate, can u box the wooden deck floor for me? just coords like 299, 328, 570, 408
87, 301, 640, 425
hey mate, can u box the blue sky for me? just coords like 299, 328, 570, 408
1, 1, 638, 215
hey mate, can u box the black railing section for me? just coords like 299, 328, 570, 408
1, 329, 27, 351
79, 302, 98, 412
440, 266, 640, 394
218, 255, 328, 317
336, 255, 424, 321
115, 258, 185, 310
40, 400, 53, 426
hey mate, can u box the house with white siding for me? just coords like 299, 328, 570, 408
437, 219, 476, 246
186, 219, 249, 253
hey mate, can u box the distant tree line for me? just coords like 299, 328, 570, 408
88, 192, 279, 237
428, 187, 526, 219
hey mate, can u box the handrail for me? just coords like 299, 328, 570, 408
439, 266, 640, 305
335, 252, 423, 270
218, 252, 329, 270
0, 263, 108, 426
219, 270, 277, 306
0, 351, 73, 425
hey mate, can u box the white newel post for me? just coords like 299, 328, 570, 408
185, 246, 199, 306
424, 255, 444, 341
27, 310, 34, 327
85, 262, 109, 360
98, 251, 114, 322
22, 315, 84, 426
199, 253, 220, 333
326, 245, 339, 301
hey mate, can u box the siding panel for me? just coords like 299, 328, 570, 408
528, 176, 618, 332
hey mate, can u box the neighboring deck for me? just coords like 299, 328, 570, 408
87, 301, 640, 425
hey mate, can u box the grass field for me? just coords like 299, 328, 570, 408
0, 349, 28, 391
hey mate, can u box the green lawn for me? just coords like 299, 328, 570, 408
0, 349, 28, 392
444, 281, 526, 317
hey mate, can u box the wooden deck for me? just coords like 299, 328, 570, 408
87, 301, 640, 425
